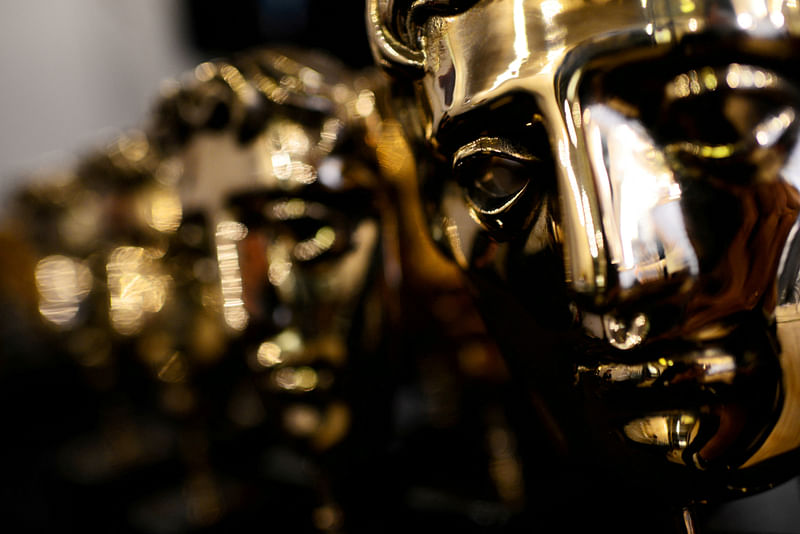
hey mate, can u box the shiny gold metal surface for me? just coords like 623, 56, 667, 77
2, 39, 521, 531
371, 0, 800, 526
1, 48, 407, 532
2, 2, 800, 532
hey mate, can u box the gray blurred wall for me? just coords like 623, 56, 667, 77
0, 0, 199, 201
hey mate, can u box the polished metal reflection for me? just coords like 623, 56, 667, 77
371, 0, 800, 518
0, 47, 395, 531
170, 51, 386, 456
3, 1, 800, 531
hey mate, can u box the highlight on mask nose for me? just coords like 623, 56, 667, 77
561, 54, 800, 346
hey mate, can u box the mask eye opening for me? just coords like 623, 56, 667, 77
453, 137, 537, 215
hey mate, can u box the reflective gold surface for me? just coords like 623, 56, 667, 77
371, 0, 800, 527
2, 1, 800, 532
1, 44, 520, 532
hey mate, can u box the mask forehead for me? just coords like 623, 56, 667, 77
417, 0, 800, 137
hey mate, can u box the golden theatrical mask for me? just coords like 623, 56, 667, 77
0, 49, 413, 532
370, 0, 800, 530
3, 1, 800, 532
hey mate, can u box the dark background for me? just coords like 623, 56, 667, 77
185, 0, 373, 67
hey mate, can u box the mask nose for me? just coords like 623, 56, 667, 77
559, 102, 700, 314
558, 85, 800, 344
582, 103, 700, 300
